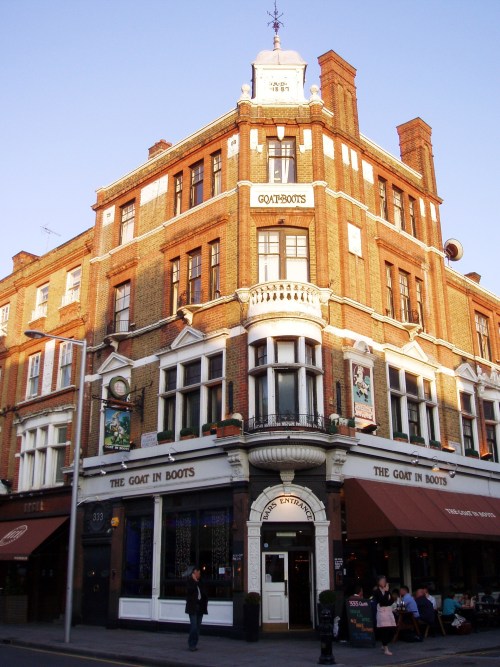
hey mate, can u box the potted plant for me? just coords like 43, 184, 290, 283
201, 423, 217, 436
393, 431, 408, 442
327, 422, 338, 435
338, 418, 356, 437
157, 430, 174, 444
216, 418, 242, 438
243, 592, 261, 642
410, 434, 425, 445
180, 426, 197, 440
465, 448, 479, 458
429, 439, 442, 450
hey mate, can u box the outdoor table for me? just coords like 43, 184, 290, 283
393, 611, 421, 642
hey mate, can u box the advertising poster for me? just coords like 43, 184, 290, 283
351, 362, 375, 428
103, 407, 131, 452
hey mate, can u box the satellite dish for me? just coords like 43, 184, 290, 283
444, 238, 464, 262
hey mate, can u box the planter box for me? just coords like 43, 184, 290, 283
394, 437, 408, 443
243, 603, 260, 642
217, 425, 241, 438
0, 595, 28, 624
180, 434, 196, 440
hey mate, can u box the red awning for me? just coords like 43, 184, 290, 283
0, 517, 67, 561
344, 478, 500, 541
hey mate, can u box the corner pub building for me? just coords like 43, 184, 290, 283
1, 31, 499, 633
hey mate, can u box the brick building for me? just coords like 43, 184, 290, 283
0, 229, 92, 621
1, 33, 500, 632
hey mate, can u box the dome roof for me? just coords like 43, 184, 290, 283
253, 35, 306, 66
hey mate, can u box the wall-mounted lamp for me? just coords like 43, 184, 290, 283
167, 447, 176, 463
121, 460, 128, 470
100, 469, 107, 476
410, 451, 419, 466
431, 457, 440, 473
448, 464, 458, 479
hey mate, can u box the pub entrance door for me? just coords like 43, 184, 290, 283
261, 550, 313, 629
82, 544, 111, 625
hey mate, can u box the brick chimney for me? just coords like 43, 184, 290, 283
148, 139, 172, 160
396, 118, 437, 195
465, 272, 481, 284
12, 251, 39, 272
318, 50, 359, 138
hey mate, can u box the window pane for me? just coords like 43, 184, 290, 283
255, 343, 267, 366
163, 396, 176, 433
285, 257, 308, 281
255, 374, 268, 419
165, 368, 177, 391
460, 392, 473, 414
389, 367, 400, 391
407, 400, 420, 436
276, 371, 297, 415
183, 390, 200, 430
276, 340, 295, 363
483, 400, 495, 421
391, 395, 402, 433
184, 361, 201, 386
405, 372, 419, 396
55, 447, 66, 483
208, 354, 223, 380
207, 384, 222, 423
122, 515, 154, 597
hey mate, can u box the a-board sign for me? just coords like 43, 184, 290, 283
345, 596, 375, 647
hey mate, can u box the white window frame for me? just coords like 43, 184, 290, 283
0, 303, 9, 335
32, 283, 49, 320
27, 352, 41, 398
61, 266, 81, 307
457, 382, 479, 456
18, 421, 69, 491
58, 341, 73, 389
120, 201, 135, 244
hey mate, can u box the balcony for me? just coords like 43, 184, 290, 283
60, 287, 80, 307
30, 303, 48, 321
245, 413, 328, 434
238, 280, 329, 324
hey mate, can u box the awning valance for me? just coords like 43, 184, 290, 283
0, 517, 67, 561
344, 478, 500, 541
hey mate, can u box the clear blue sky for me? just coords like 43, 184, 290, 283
1, 0, 498, 293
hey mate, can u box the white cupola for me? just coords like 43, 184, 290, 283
251, 34, 307, 104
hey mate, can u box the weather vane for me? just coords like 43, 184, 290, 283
267, 1, 284, 35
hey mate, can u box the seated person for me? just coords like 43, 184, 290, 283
400, 585, 419, 618
415, 588, 436, 627
481, 589, 495, 604
423, 585, 437, 610
462, 591, 475, 608
442, 592, 462, 621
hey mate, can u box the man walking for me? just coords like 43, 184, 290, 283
185, 565, 208, 652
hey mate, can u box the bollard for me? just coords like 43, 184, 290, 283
318, 608, 335, 665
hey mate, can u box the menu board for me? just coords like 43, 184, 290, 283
345, 596, 375, 647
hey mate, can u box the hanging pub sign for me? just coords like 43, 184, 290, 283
351, 361, 375, 428
103, 406, 131, 452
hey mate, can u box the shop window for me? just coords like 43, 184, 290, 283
174, 172, 183, 216
209, 240, 220, 300
62, 267, 81, 307
27, 352, 41, 398
211, 151, 222, 196
162, 507, 232, 599
268, 138, 295, 184
378, 178, 388, 220
120, 201, 135, 244
32, 283, 49, 320
0, 303, 9, 335
475, 312, 492, 361
190, 161, 204, 208
389, 366, 438, 443
188, 249, 202, 304
58, 341, 73, 389
170, 258, 180, 315
114, 281, 130, 333
122, 514, 154, 597
258, 228, 308, 282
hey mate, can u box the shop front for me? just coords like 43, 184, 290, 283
342, 467, 500, 598
0, 488, 70, 622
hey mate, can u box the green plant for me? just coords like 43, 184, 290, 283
429, 439, 442, 449
410, 434, 425, 444
180, 426, 197, 437
327, 422, 338, 434
201, 423, 216, 433
347, 418, 356, 428
244, 592, 261, 605
318, 589, 336, 605
393, 431, 408, 440
217, 418, 242, 427
464, 448, 479, 458
157, 430, 173, 442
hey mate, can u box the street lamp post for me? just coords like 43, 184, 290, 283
24, 329, 87, 644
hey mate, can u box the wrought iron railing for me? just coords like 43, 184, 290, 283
244, 413, 328, 433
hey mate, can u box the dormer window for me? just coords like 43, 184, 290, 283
268, 139, 296, 184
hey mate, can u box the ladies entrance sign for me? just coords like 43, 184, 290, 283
261, 496, 314, 522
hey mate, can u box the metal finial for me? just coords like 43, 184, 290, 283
267, 1, 284, 35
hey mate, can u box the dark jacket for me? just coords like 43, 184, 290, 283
372, 587, 393, 607
416, 595, 435, 625
185, 577, 208, 615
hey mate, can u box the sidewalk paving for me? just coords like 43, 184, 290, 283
1, 622, 500, 667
